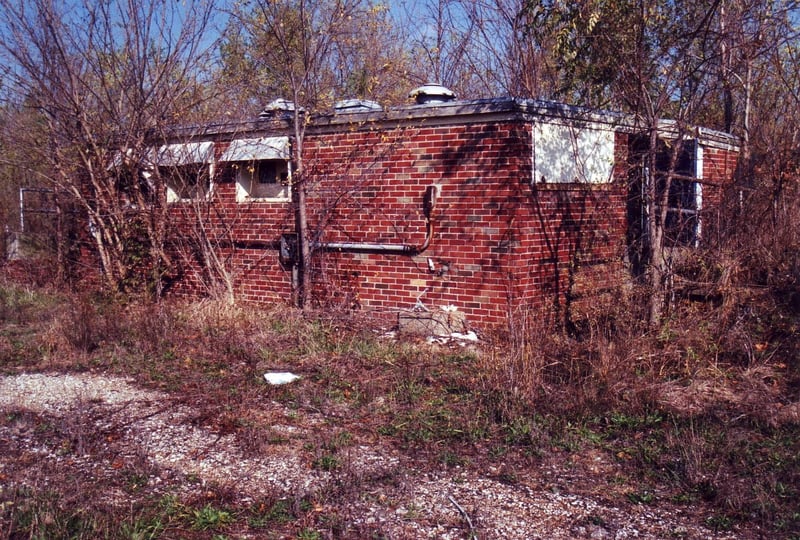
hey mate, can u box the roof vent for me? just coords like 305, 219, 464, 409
334, 99, 382, 113
259, 98, 303, 118
409, 83, 456, 105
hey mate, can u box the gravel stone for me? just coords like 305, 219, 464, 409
0, 372, 759, 538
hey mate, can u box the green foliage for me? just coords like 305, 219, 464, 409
119, 515, 165, 540
393, 379, 426, 404
389, 395, 489, 445
527, 0, 640, 104
503, 416, 536, 446
297, 528, 322, 540
627, 490, 656, 505
438, 450, 466, 468
191, 504, 233, 531
607, 411, 663, 431
0, 282, 63, 325
525, 0, 727, 114
248, 498, 295, 528
3, 487, 104, 539
705, 514, 734, 532
310, 429, 354, 471
313, 453, 340, 471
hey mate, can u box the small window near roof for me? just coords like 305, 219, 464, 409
236, 161, 291, 201
152, 141, 215, 202
163, 164, 213, 202
220, 136, 292, 202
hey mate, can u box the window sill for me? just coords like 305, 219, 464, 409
236, 196, 291, 203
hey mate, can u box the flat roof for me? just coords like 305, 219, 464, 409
159, 97, 739, 151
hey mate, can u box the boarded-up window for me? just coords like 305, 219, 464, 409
532, 123, 614, 184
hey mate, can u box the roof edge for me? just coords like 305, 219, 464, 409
159, 97, 740, 152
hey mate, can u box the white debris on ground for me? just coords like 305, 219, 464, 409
263, 371, 301, 385
450, 330, 478, 342
427, 330, 479, 345
0, 372, 753, 539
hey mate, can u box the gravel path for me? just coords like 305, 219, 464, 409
0, 372, 758, 539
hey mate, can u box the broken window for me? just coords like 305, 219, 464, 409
665, 177, 701, 247
160, 163, 212, 202
235, 160, 290, 200
220, 137, 291, 201
660, 139, 702, 247
627, 137, 704, 276
152, 141, 215, 203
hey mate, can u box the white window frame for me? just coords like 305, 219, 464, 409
220, 137, 292, 202
693, 144, 703, 247
153, 141, 215, 203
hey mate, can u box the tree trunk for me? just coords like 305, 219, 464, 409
296, 183, 312, 308
291, 103, 312, 309
645, 128, 666, 325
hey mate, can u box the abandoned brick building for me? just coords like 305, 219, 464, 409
152, 85, 739, 328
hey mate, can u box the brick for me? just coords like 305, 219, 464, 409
137, 104, 740, 329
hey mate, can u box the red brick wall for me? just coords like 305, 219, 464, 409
165, 161, 296, 303
700, 144, 739, 242
163, 121, 736, 329
166, 121, 623, 327
301, 122, 533, 323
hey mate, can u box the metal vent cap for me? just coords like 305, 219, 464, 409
334, 99, 382, 113
409, 83, 456, 105
259, 98, 304, 118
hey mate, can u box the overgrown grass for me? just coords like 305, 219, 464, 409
473, 284, 800, 535
0, 276, 799, 537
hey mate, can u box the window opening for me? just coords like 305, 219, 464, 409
237, 160, 291, 200
219, 136, 292, 202
152, 141, 215, 203
662, 139, 701, 247
627, 136, 703, 276
162, 163, 212, 202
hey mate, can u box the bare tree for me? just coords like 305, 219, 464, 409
719, 1, 800, 295
715, 0, 799, 171
0, 0, 219, 295
227, 0, 403, 307
451, 0, 562, 98
391, 0, 485, 95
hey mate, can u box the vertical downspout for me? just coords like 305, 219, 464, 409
694, 139, 704, 248
19, 187, 25, 233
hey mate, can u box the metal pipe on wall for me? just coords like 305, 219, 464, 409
317, 184, 438, 256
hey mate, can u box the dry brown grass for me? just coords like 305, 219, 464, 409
1, 272, 799, 537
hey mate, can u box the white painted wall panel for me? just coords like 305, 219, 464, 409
533, 123, 614, 183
